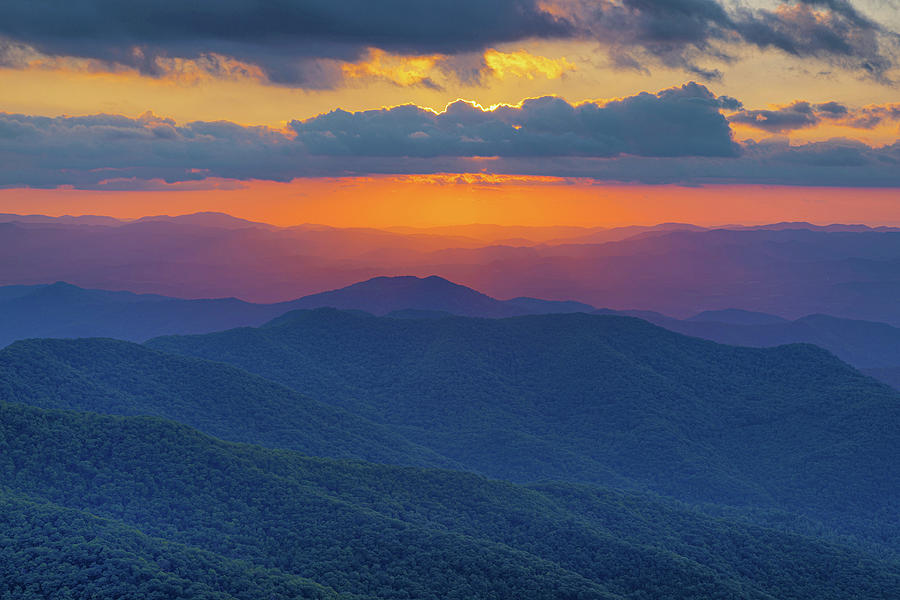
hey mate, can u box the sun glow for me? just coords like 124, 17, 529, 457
484, 49, 576, 80
341, 48, 445, 87
2, 178, 899, 229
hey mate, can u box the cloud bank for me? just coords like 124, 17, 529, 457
290, 82, 739, 158
1, 83, 899, 188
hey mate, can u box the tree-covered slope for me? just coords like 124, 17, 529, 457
614, 309, 900, 370
148, 310, 900, 542
862, 366, 900, 391
0, 337, 453, 469
3, 401, 900, 600
0, 491, 345, 600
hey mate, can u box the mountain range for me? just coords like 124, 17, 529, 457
3, 274, 899, 391
146, 309, 900, 546
2, 213, 898, 325
4, 307, 900, 598
4, 213, 900, 597
0, 276, 592, 347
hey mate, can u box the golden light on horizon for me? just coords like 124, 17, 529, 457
2, 177, 899, 230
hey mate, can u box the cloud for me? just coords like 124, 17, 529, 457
843, 103, 900, 128
289, 82, 739, 158
472, 138, 900, 186
0, 111, 302, 188
556, 0, 897, 81
735, 0, 896, 80
730, 101, 824, 132
0, 0, 895, 86
0, 0, 571, 86
730, 100, 900, 131
1, 84, 899, 188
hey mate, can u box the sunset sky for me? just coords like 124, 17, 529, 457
2, 0, 899, 226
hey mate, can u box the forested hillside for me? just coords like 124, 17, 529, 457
3, 400, 900, 600
0, 337, 453, 469
149, 309, 900, 544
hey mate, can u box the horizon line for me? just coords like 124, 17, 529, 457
2, 210, 899, 231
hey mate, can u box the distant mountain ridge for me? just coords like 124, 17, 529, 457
4, 211, 896, 235
0, 281, 289, 347
0, 276, 597, 347
687, 308, 789, 325
2, 275, 900, 391
287, 275, 596, 317
2, 214, 899, 323
595, 307, 900, 373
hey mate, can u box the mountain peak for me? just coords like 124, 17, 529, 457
289, 275, 515, 317
132, 212, 272, 229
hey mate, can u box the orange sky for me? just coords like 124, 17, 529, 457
2, 176, 898, 228
1, 3, 898, 227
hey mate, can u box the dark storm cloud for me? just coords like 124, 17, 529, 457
1, 84, 899, 188
0, 0, 895, 85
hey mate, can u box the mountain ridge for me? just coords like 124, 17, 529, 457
0, 335, 454, 470
147, 309, 900, 544
0, 275, 598, 347
4, 275, 899, 390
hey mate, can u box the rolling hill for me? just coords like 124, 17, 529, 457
0, 337, 452, 469
148, 309, 900, 544
3, 400, 900, 599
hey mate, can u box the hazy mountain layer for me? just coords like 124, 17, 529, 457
1, 216, 897, 323
0, 276, 592, 347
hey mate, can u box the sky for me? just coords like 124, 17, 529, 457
1, 0, 899, 226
